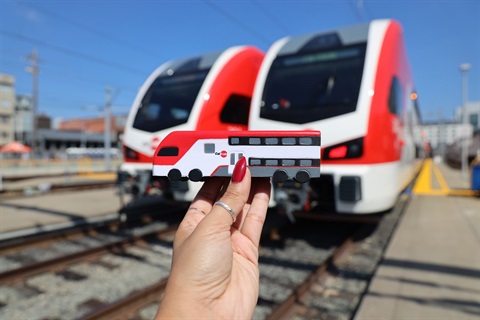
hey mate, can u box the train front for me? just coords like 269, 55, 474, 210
250, 20, 420, 214
118, 47, 264, 207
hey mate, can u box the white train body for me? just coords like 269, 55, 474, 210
249, 20, 423, 214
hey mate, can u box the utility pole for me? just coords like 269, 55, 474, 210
104, 86, 112, 171
459, 63, 471, 180
26, 49, 41, 156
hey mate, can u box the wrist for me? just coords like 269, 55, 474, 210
156, 285, 212, 319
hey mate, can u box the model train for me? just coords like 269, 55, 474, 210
152, 130, 321, 182
249, 19, 423, 214
118, 46, 264, 204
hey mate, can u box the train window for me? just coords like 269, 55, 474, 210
389, 77, 404, 115
133, 70, 209, 132
261, 43, 367, 124
282, 159, 295, 166
249, 138, 261, 145
250, 159, 262, 166
204, 143, 215, 154
229, 135, 319, 146
158, 147, 179, 157
266, 159, 279, 166
299, 137, 313, 145
300, 159, 312, 166
230, 153, 235, 165
220, 94, 251, 125
282, 137, 296, 145
265, 137, 279, 145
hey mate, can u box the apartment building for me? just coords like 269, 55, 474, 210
0, 74, 15, 146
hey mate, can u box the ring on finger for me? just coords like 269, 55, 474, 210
214, 201, 236, 223
188, 207, 206, 215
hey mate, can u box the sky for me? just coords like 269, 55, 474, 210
0, 0, 479, 123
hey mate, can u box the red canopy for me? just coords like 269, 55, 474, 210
0, 141, 32, 153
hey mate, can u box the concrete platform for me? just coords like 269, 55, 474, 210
0, 188, 123, 241
355, 161, 480, 319
1, 172, 116, 193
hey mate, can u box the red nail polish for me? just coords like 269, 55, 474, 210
232, 156, 247, 183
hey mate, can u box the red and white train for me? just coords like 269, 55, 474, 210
152, 130, 321, 182
249, 19, 424, 214
118, 46, 264, 202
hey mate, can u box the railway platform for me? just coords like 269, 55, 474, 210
0, 170, 120, 241
355, 159, 480, 320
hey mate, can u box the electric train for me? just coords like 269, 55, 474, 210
249, 19, 424, 214
152, 130, 321, 182
118, 46, 264, 204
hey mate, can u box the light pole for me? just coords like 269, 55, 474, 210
459, 63, 471, 180
104, 86, 112, 171
26, 49, 40, 156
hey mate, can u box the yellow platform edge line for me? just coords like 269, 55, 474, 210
431, 161, 451, 192
413, 159, 479, 197
412, 159, 433, 194
448, 189, 480, 197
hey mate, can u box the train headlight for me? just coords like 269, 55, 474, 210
124, 146, 139, 160
323, 137, 364, 160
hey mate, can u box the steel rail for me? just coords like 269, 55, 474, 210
78, 278, 168, 320
267, 194, 411, 319
265, 227, 361, 320
0, 224, 178, 285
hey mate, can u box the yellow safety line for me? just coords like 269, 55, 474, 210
412, 159, 441, 195
413, 158, 478, 197
431, 162, 450, 193
78, 172, 117, 180
448, 189, 480, 197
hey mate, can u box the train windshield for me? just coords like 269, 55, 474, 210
260, 43, 367, 124
133, 70, 209, 132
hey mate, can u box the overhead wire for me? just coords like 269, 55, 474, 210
202, 0, 271, 46
251, 0, 290, 34
22, 3, 166, 61
0, 30, 149, 76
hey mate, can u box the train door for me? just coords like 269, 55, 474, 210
228, 152, 244, 174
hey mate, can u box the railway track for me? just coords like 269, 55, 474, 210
0, 181, 116, 200
0, 194, 409, 319
262, 194, 409, 319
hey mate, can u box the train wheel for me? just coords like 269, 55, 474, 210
189, 169, 203, 182
273, 170, 288, 183
295, 170, 310, 183
168, 169, 182, 181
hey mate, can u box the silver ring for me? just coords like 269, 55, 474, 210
214, 201, 236, 223
188, 207, 206, 215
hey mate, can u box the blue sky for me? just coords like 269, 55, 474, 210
1, 0, 479, 123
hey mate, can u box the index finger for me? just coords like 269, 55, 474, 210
175, 177, 227, 246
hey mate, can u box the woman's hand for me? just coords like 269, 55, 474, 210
156, 157, 271, 319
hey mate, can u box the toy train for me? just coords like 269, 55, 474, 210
152, 130, 321, 183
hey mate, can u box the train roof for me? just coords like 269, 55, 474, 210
274, 19, 397, 56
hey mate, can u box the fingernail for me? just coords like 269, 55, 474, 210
232, 156, 247, 183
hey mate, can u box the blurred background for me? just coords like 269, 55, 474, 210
0, 0, 479, 164
1, 2, 479, 319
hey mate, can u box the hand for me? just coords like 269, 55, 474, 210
156, 158, 271, 319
